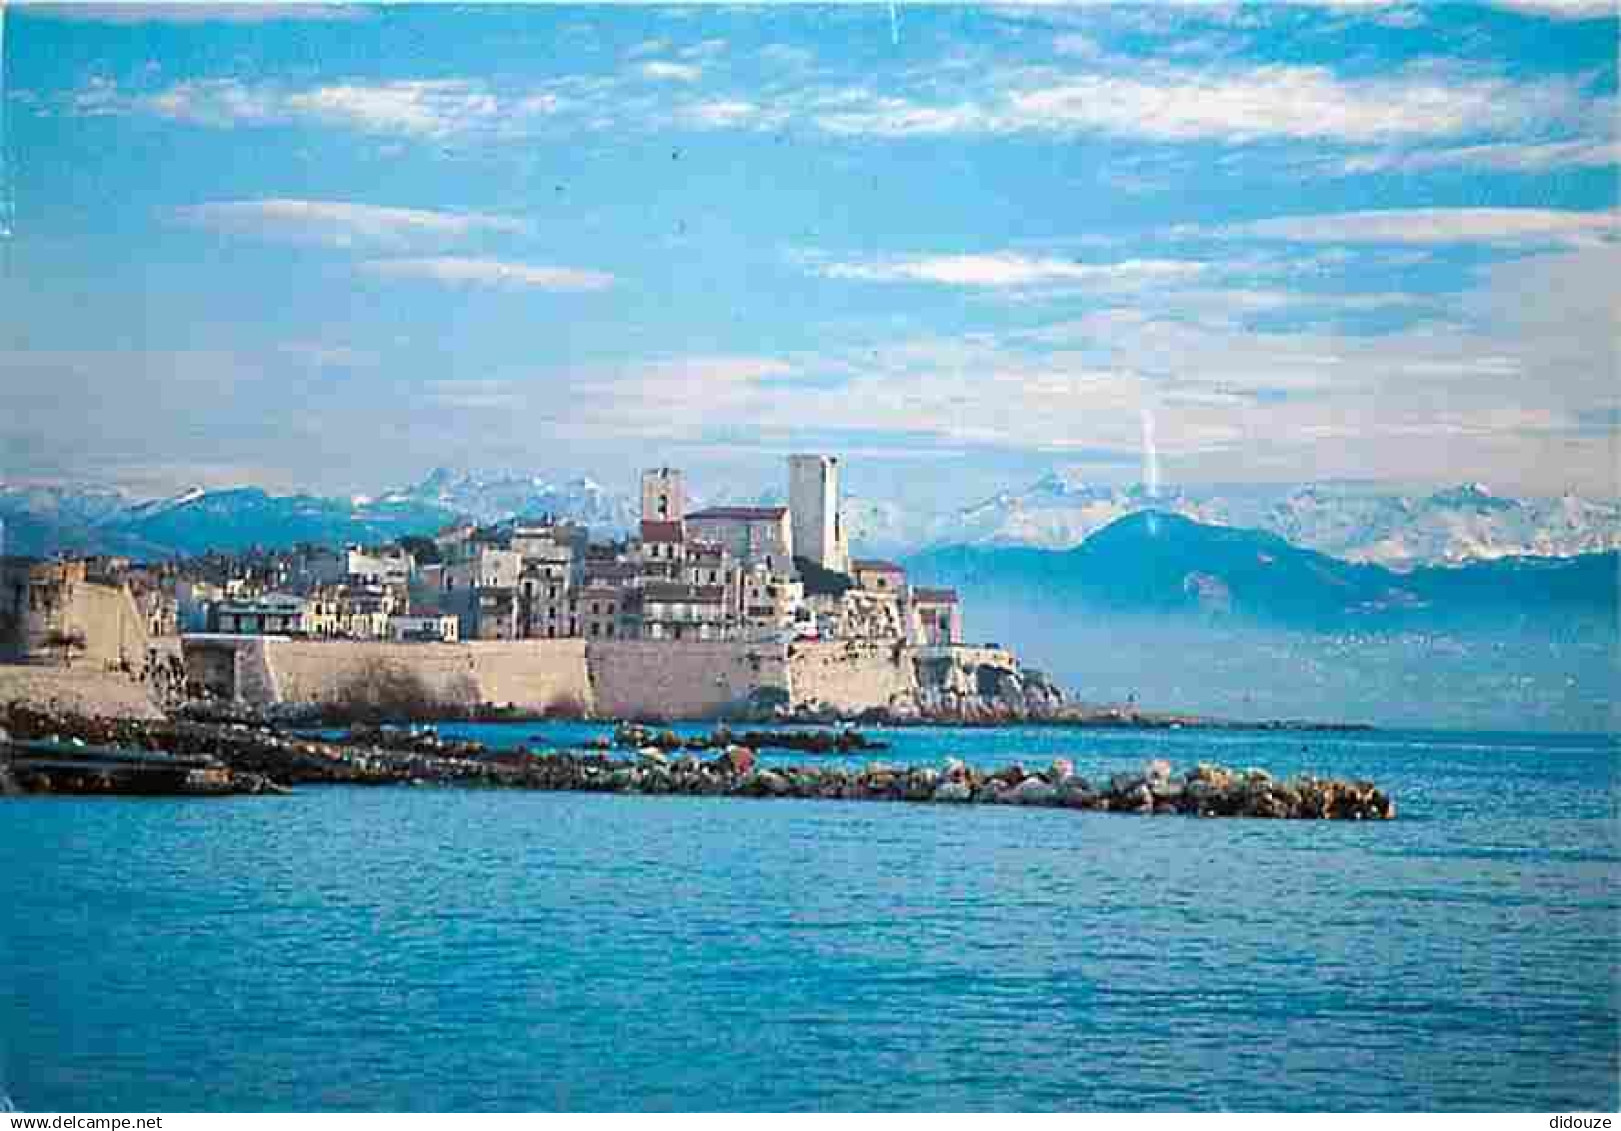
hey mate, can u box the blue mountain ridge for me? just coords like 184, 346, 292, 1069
904, 510, 1618, 633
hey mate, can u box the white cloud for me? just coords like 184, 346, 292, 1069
1339, 137, 1619, 175
1214, 208, 1618, 248
64, 50, 1602, 153
279, 342, 380, 369
361, 257, 615, 291
1483, 0, 1617, 18
169, 199, 530, 250
423, 380, 524, 412
120, 77, 511, 136
816, 63, 1588, 144
282, 80, 501, 137
625, 39, 671, 59
638, 61, 704, 83
812, 252, 1209, 290
18, 3, 365, 23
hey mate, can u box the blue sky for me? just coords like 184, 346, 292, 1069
2, 1, 1616, 508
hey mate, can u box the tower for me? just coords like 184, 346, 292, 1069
788, 454, 849, 574
641, 467, 685, 524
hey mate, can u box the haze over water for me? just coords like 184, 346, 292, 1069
3, 724, 1616, 1111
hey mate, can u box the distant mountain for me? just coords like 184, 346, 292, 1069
1259, 482, 1621, 568
108, 488, 459, 556
905, 511, 1618, 633
380, 468, 638, 532
942, 471, 1223, 551
0, 484, 457, 558
920, 473, 1620, 570
4, 465, 1616, 571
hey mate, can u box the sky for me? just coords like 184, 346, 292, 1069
1, 0, 1616, 509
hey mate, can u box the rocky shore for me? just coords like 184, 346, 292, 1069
2, 705, 1394, 819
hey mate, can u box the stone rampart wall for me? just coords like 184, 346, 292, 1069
788, 639, 919, 713
585, 640, 790, 720
256, 639, 593, 714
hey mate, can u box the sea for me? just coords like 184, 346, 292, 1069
1, 723, 1616, 1112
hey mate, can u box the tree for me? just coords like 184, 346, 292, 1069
397, 535, 441, 564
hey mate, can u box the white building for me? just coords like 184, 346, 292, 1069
641, 467, 685, 524
788, 453, 850, 574
685, 506, 794, 576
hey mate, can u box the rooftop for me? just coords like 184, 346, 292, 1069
687, 506, 788, 522
640, 519, 686, 544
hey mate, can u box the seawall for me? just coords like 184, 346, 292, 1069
586, 640, 790, 720
0, 664, 164, 721
181, 635, 1060, 721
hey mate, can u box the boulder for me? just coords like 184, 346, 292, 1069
1058, 784, 1099, 809
1110, 772, 1145, 795
1008, 777, 1058, 806
716, 746, 756, 775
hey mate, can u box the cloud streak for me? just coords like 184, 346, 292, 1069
810, 252, 1209, 290
57, 54, 1605, 158
168, 199, 530, 250
1211, 208, 1618, 248
361, 257, 615, 291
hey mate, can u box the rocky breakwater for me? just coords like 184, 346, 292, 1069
2, 706, 513, 789
518, 750, 1395, 819
0, 707, 1394, 818
610, 722, 887, 756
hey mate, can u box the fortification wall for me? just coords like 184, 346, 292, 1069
788, 639, 919, 713
175, 634, 1052, 721
586, 640, 790, 720
0, 664, 163, 721
1, 567, 149, 670
257, 639, 593, 715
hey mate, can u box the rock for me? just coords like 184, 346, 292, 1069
716, 745, 756, 775
1058, 783, 1099, 809
753, 769, 790, 797
1110, 772, 1145, 794
1006, 777, 1058, 805
932, 781, 973, 803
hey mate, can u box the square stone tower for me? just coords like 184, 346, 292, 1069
641, 467, 685, 523
788, 454, 849, 574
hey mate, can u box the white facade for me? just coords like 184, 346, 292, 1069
788, 454, 849, 574
641, 467, 686, 523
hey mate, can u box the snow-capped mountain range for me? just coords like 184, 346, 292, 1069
918, 472, 1620, 570
1, 467, 1616, 569
377, 467, 640, 531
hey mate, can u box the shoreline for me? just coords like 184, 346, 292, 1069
0, 704, 1395, 819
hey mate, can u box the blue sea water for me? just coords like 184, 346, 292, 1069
2, 724, 1617, 1112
